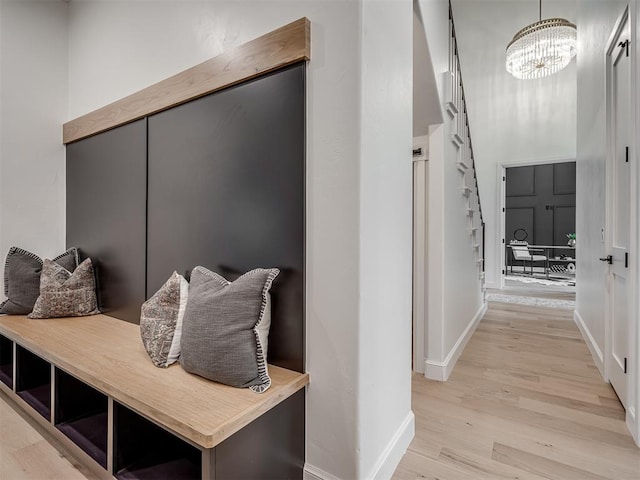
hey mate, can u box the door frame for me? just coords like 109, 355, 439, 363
412, 136, 429, 374
605, 3, 639, 445
497, 157, 575, 289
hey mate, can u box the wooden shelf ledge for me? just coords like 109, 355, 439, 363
0, 314, 308, 449
63, 17, 310, 144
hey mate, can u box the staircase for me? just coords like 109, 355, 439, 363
445, 2, 485, 284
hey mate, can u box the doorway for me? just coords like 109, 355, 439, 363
500, 161, 577, 289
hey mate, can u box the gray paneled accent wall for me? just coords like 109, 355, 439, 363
66, 120, 147, 321
65, 64, 305, 374
505, 161, 576, 246
147, 64, 305, 373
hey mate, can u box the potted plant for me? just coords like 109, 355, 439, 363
567, 233, 576, 247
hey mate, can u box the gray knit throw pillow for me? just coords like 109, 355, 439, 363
28, 258, 100, 319
180, 266, 279, 393
140, 271, 189, 368
0, 247, 79, 315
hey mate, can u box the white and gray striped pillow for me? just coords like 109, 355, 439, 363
179, 266, 278, 393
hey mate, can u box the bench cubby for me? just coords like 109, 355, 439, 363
114, 401, 201, 479
0, 334, 12, 389
55, 368, 109, 468
16, 344, 51, 420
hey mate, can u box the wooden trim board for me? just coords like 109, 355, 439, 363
0, 314, 309, 449
63, 17, 310, 144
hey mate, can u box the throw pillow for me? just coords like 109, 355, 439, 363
28, 258, 100, 319
0, 247, 79, 315
140, 271, 189, 368
180, 266, 279, 393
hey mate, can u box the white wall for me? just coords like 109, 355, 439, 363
451, 0, 577, 288
417, 0, 448, 119
64, 1, 413, 478
424, 123, 486, 379
575, 0, 627, 374
415, 0, 486, 381
0, 0, 68, 299
413, 4, 443, 137
359, 2, 414, 476
635, 0, 640, 445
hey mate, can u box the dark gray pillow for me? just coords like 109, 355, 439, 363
0, 247, 79, 315
28, 258, 100, 319
140, 271, 189, 368
180, 266, 279, 393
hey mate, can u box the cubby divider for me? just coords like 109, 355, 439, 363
55, 368, 109, 468
0, 334, 13, 389
16, 345, 51, 420
114, 401, 201, 479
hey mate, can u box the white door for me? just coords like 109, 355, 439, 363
606, 13, 631, 409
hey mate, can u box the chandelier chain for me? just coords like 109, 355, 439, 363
539, 0, 542, 22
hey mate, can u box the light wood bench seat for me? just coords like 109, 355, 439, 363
0, 314, 308, 449
0, 313, 308, 478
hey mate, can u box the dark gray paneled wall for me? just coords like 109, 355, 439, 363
66, 64, 305, 373
66, 120, 147, 321
506, 161, 576, 247
147, 64, 305, 373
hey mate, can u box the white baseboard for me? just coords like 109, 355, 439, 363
627, 407, 640, 447
425, 302, 488, 381
574, 309, 604, 379
304, 412, 415, 480
424, 358, 448, 381
485, 280, 499, 290
370, 411, 415, 480
304, 464, 341, 480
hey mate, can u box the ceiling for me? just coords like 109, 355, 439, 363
413, 0, 578, 157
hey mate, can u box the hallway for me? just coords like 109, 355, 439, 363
394, 301, 640, 479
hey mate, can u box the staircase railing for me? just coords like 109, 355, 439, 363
448, 1, 486, 276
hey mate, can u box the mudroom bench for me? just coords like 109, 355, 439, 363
0, 314, 309, 479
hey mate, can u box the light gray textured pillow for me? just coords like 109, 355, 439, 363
140, 271, 189, 368
28, 258, 100, 319
180, 266, 279, 393
0, 247, 79, 315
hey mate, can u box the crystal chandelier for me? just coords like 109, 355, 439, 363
505, 0, 577, 80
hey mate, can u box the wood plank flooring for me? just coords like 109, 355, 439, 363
393, 301, 640, 480
2, 298, 639, 479
0, 392, 95, 479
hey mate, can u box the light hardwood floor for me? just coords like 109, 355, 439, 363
393, 301, 640, 480
2, 301, 639, 479
0, 392, 95, 479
